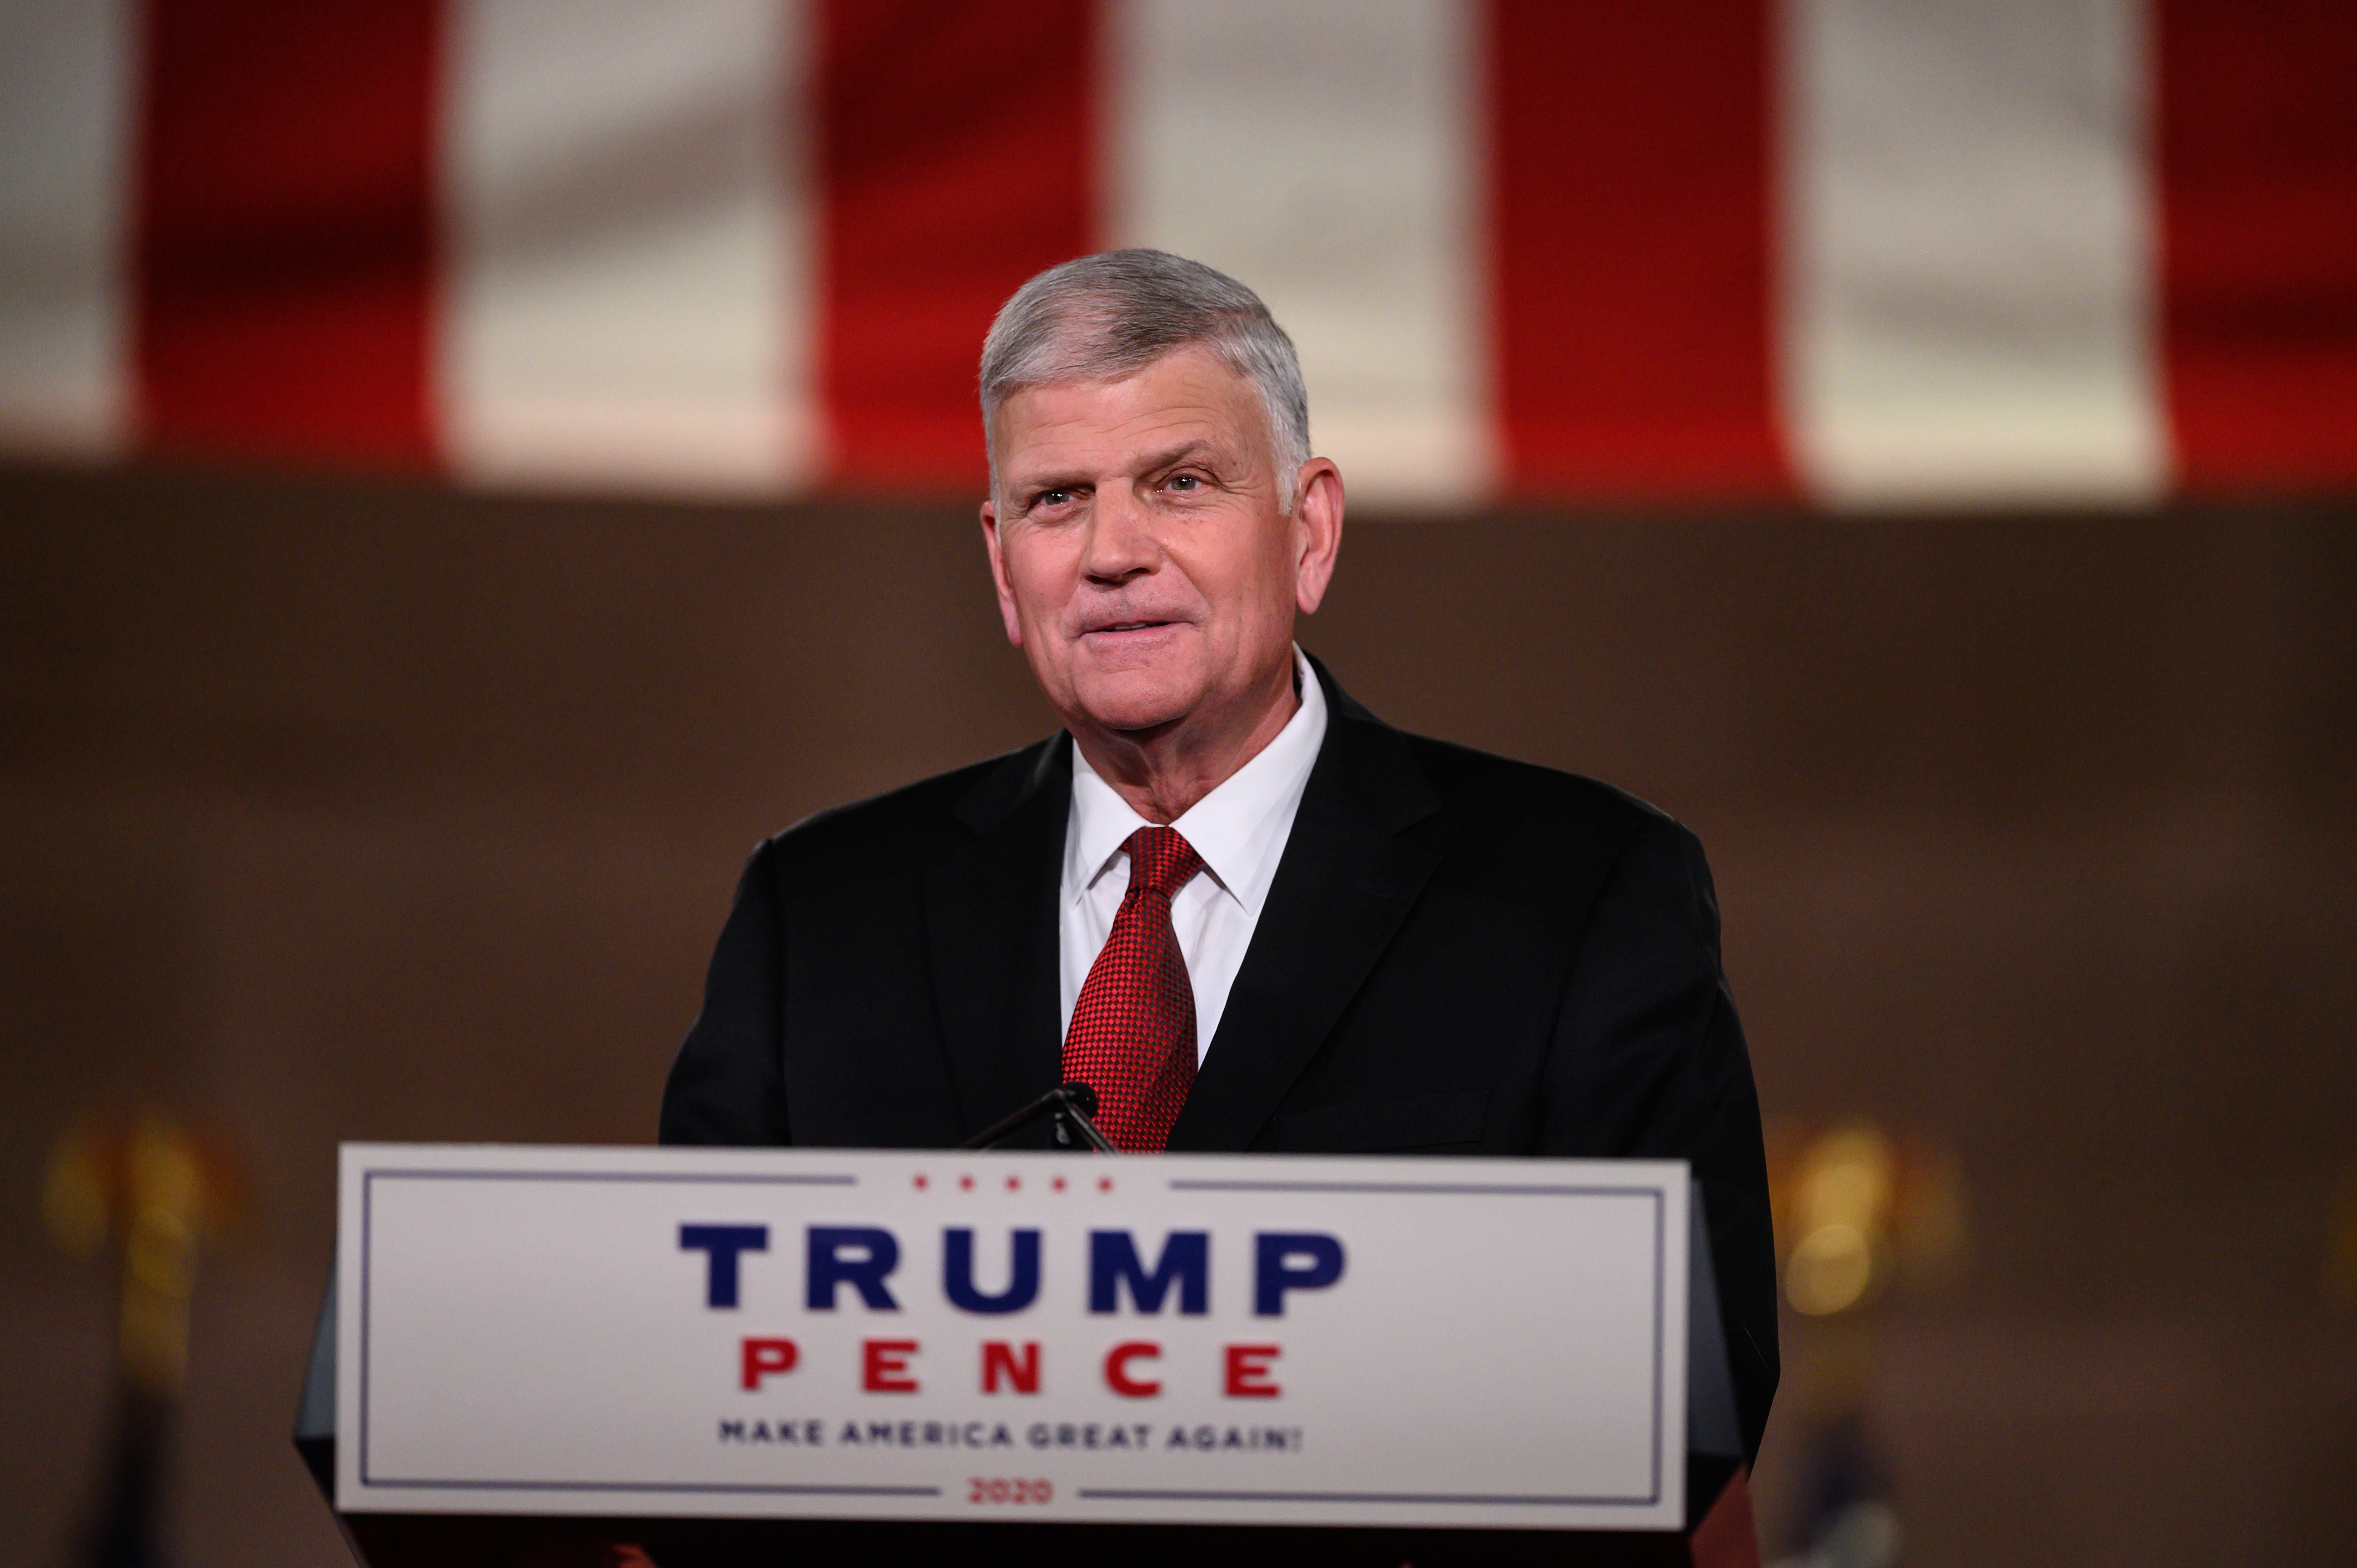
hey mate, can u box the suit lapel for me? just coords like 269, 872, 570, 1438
1166, 660, 1442, 1152
923, 736, 1071, 1136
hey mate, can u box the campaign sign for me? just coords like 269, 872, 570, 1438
336, 1144, 1688, 1531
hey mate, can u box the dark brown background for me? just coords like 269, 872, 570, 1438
3, 460, 2352, 1565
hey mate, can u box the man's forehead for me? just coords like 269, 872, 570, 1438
995, 350, 1265, 474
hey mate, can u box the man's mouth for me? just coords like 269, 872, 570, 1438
1086, 618, 1181, 634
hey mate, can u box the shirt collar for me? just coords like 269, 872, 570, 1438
1065, 647, 1329, 915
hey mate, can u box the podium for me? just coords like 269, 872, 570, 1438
296, 1145, 1758, 1566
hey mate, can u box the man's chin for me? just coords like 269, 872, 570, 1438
1064, 672, 1199, 739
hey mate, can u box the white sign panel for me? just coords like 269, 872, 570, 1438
336, 1144, 1688, 1531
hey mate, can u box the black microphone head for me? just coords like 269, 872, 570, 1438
1058, 1081, 1098, 1117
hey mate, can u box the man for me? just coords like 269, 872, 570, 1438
661, 250, 1777, 1459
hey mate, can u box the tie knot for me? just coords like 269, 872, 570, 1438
1121, 826, 1203, 899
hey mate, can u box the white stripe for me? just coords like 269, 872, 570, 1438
0, 0, 136, 456
1781, 0, 2165, 508
438, 0, 815, 495
1104, 0, 1493, 510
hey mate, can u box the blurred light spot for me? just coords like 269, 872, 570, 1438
38, 1110, 244, 1394
1796, 1124, 1894, 1232
1788, 1221, 1875, 1315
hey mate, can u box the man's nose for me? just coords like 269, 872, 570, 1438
1079, 485, 1158, 583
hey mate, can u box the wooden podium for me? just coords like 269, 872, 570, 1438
295, 1145, 1758, 1566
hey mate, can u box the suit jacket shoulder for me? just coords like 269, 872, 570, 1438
757, 738, 1055, 890
660, 733, 1072, 1152
1401, 730, 1688, 866
1403, 729, 1670, 829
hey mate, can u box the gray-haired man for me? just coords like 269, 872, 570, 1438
663, 250, 1779, 1460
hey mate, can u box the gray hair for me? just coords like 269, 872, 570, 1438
979, 250, 1311, 508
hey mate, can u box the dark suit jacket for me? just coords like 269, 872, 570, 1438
661, 657, 1778, 1459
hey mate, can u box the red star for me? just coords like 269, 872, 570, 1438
912, 1173, 928, 1190
1052, 1175, 1067, 1191
959, 1174, 975, 1191
1097, 1176, 1113, 1193
1005, 1174, 1021, 1191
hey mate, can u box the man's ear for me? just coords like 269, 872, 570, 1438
979, 498, 1025, 646
1290, 458, 1346, 616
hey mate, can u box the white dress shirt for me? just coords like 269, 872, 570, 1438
1060, 647, 1328, 1063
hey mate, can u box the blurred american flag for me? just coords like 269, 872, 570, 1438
1, 0, 2350, 510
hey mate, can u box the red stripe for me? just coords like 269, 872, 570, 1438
135, 0, 438, 466
1488, 0, 1786, 499
817, 0, 1097, 492
2158, 1, 2357, 492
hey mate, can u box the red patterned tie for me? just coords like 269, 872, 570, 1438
1062, 826, 1206, 1153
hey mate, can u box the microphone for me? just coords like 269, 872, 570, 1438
959, 1081, 1117, 1154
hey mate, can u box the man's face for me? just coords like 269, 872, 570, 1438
980, 347, 1339, 743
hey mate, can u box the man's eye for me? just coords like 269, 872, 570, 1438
1036, 488, 1073, 508
1166, 474, 1199, 492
